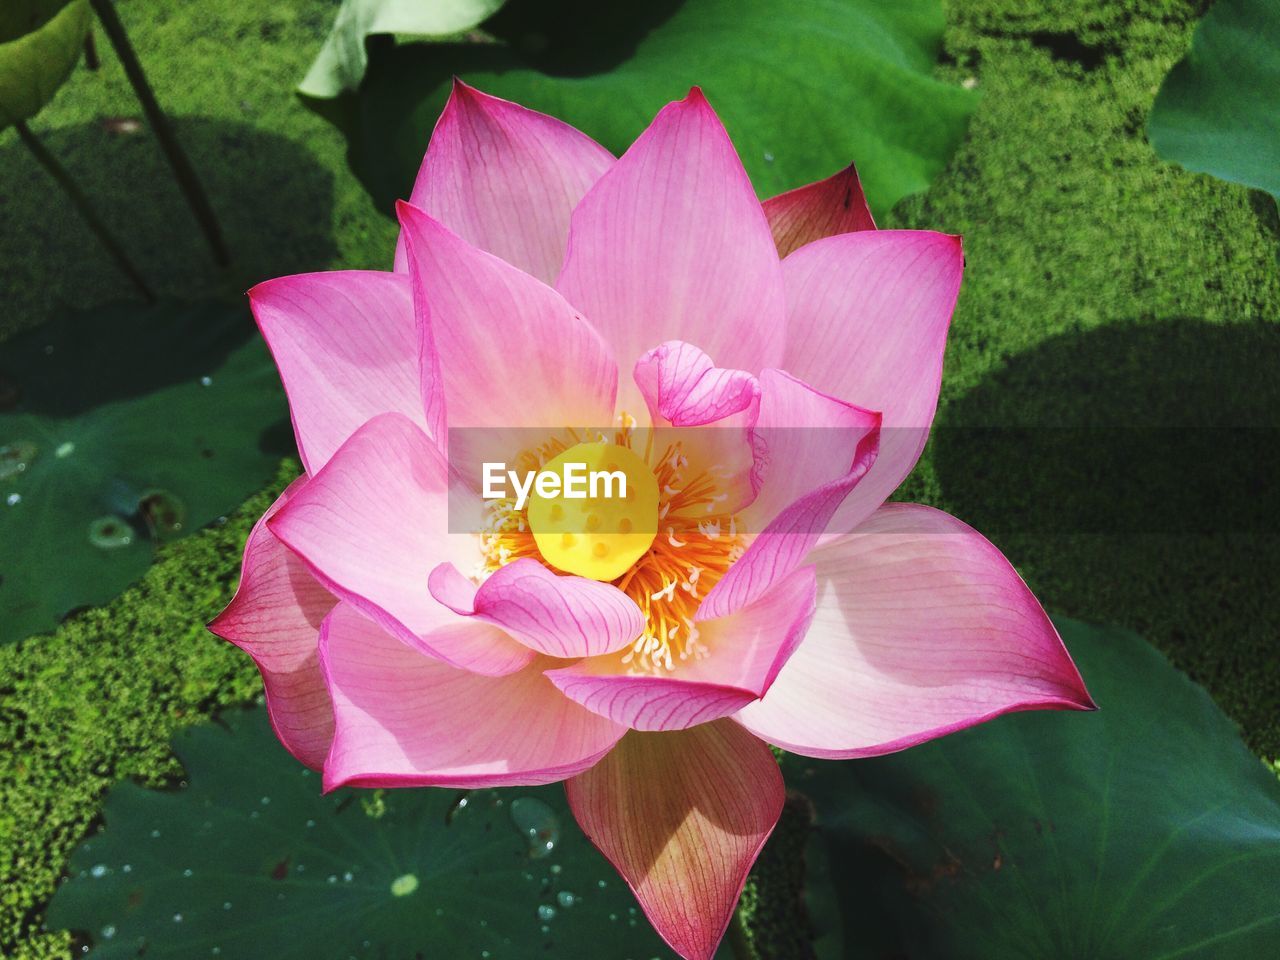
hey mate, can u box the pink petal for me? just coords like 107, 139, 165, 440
780, 230, 964, 532
698, 370, 880, 619
393, 80, 613, 284
397, 202, 618, 478
557, 89, 785, 415
763, 163, 877, 258
248, 270, 429, 473
565, 721, 784, 960
735, 503, 1095, 759
319, 603, 625, 790
634, 340, 758, 427
428, 558, 644, 659
268, 413, 535, 677
634, 340, 761, 514
208, 478, 336, 769
545, 566, 816, 731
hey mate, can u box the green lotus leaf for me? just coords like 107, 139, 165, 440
1149, 0, 1280, 200
796, 618, 1280, 959
0, 301, 290, 645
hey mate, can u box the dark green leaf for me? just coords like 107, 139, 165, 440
0, 0, 90, 130
1149, 0, 1280, 200
299, 0, 506, 99
46, 706, 676, 959
0, 302, 290, 644
346, 0, 976, 217
796, 618, 1280, 959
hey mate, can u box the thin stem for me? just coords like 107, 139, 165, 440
89, 0, 230, 267
84, 31, 100, 71
727, 908, 753, 960
15, 121, 155, 303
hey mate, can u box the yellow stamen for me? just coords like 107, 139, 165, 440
480, 427, 744, 674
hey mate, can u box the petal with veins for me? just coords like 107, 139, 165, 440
248, 271, 428, 473
566, 721, 784, 960
269, 413, 535, 677
429, 558, 643, 659
558, 89, 785, 414
735, 503, 1094, 758
545, 566, 816, 731
208, 477, 335, 769
780, 229, 963, 532
763, 163, 876, 258
394, 80, 613, 284
320, 603, 625, 791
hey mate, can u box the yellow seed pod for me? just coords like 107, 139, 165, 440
527, 442, 659, 581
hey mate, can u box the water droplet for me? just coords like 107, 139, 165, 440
481, 952, 491, 959
122, 864, 132, 873
556, 891, 576, 908
100, 924, 116, 940
139, 489, 186, 539
597, 879, 607, 889
6, 493, 21, 506
172, 913, 183, 923
446, 791, 470, 824
390, 873, 419, 897
0, 440, 37, 479
536, 904, 557, 922
223, 901, 232, 910
343, 871, 354, 882
540, 924, 551, 935
327, 874, 338, 884
89, 515, 133, 549
549, 864, 562, 875
89, 864, 108, 878
305, 819, 316, 828
200, 376, 213, 387
150, 829, 161, 839
764, 151, 775, 162
55, 441, 75, 459
509, 797, 560, 859
182, 868, 193, 878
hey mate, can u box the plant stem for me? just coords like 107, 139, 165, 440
84, 31, 99, 71
89, 0, 230, 267
14, 121, 155, 303
727, 909, 753, 960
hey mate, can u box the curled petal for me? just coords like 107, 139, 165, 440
763, 163, 876, 258
699, 370, 880, 619
735, 503, 1095, 758
248, 271, 429, 472
566, 721, 784, 960
544, 566, 816, 731
558, 88, 785, 415
634, 340, 761, 514
319, 603, 625, 791
208, 478, 335, 769
394, 80, 613, 284
268, 413, 534, 677
428, 558, 643, 659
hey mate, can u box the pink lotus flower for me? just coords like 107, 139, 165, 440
211, 84, 1093, 960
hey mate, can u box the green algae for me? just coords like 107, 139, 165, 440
2, 1, 1278, 957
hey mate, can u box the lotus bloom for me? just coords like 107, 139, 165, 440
211, 84, 1093, 960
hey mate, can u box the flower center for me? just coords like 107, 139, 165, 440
527, 442, 660, 581
479, 423, 745, 673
